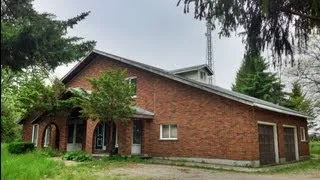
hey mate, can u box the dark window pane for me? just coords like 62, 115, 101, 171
76, 124, 84, 143
131, 78, 137, 96
68, 124, 74, 143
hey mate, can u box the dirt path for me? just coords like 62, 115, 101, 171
106, 163, 320, 180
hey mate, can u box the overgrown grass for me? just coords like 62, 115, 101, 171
1, 144, 64, 179
310, 141, 320, 155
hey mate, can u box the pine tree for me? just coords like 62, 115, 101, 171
284, 81, 315, 129
232, 54, 286, 105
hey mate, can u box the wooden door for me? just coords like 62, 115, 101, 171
284, 127, 296, 161
258, 124, 276, 165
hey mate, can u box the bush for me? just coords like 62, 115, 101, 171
37, 147, 61, 157
8, 142, 34, 154
63, 151, 92, 162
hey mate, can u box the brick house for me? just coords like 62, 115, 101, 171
20, 49, 310, 166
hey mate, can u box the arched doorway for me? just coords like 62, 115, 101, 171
43, 123, 59, 149
93, 121, 117, 153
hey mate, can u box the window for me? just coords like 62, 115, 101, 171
300, 127, 306, 141
160, 124, 177, 140
126, 77, 137, 97
32, 124, 39, 146
44, 127, 51, 147
200, 71, 206, 81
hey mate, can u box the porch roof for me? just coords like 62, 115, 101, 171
133, 106, 154, 119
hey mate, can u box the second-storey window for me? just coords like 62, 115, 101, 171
127, 77, 137, 97
160, 124, 177, 140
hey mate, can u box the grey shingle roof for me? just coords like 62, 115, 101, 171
61, 49, 310, 119
170, 64, 214, 75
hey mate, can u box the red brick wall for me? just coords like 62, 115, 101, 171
22, 54, 309, 161
254, 108, 309, 158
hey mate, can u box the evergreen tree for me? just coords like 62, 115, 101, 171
232, 54, 286, 105
284, 81, 315, 129
1, 0, 96, 71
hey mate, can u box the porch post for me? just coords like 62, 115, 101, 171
84, 119, 99, 153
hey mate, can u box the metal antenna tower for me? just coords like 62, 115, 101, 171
205, 18, 214, 85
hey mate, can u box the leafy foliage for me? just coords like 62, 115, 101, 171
69, 69, 135, 122
8, 142, 35, 154
63, 151, 92, 162
1, 0, 96, 71
232, 54, 286, 105
177, 0, 320, 66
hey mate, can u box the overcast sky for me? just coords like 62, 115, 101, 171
33, 0, 245, 90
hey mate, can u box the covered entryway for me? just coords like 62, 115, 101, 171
43, 123, 59, 149
258, 122, 279, 165
283, 125, 299, 162
94, 121, 116, 153
67, 108, 85, 151
131, 120, 142, 154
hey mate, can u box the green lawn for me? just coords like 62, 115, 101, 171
310, 141, 320, 155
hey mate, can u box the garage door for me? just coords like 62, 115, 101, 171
284, 127, 296, 161
258, 124, 276, 165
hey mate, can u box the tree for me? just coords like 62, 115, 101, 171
285, 81, 313, 116
177, 0, 320, 66
232, 54, 286, 105
1, 0, 96, 71
285, 35, 320, 136
70, 69, 135, 153
70, 70, 135, 122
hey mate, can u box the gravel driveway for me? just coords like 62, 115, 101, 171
106, 163, 320, 180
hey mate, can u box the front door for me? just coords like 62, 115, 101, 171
95, 123, 104, 150
258, 124, 276, 165
131, 120, 142, 154
284, 127, 296, 161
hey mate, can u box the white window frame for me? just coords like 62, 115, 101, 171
160, 124, 178, 140
32, 124, 39, 147
200, 71, 207, 81
300, 127, 306, 142
283, 125, 299, 161
126, 76, 137, 98
257, 121, 279, 164
44, 126, 51, 147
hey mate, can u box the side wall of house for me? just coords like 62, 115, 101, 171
254, 108, 309, 161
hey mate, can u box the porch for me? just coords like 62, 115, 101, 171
36, 106, 153, 155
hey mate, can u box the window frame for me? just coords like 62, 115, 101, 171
32, 124, 39, 147
300, 127, 306, 142
200, 71, 207, 81
44, 126, 51, 147
160, 124, 178, 140
126, 76, 137, 98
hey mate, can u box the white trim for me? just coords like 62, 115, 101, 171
160, 124, 178, 140
126, 76, 137, 98
283, 125, 299, 161
300, 127, 306, 141
257, 121, 279, 164
32, 124, 39, 147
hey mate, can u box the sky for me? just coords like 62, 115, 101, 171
33, 0, 245, 90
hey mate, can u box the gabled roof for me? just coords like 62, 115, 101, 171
61, 49, 310, 119
170, 64, 214, 75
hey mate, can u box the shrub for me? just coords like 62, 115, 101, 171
63, 151, 92, 162
37, 147, 61, 157
8, 142, 34, 154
